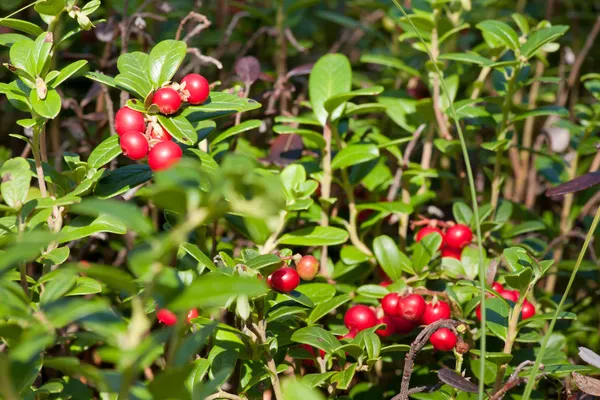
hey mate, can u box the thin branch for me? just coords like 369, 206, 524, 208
205, 391, 246, 400
176, 12, 212, 43
386, 124, 426, 201
187, 48, 223, 69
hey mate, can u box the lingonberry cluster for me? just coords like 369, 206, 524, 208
415, 222, 473, 260
156, 308, 199, 326
475, 282, 536, 320
114, 73, 211, 171
267, 255, 320, 292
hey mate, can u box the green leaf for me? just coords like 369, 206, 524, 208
517, 312, 576, 328
0, 33, 29, 47
373, 235, 413, 280
211, 119, 261, 146
95, 164, 153, 199
283, 379, 326, 400
29, 33, 52, 76
148, 40, 187, 87
300, 372, 336, 388
323, 86, 384, 114
331, 144, 379, 170
476, 20, 520, 50
51, 60, 87, 88
359, 54, 419, 76
438, 52, 492, 66
279, 226, 349, 246
281, 290, 315, 308
0, 232, 55, 276
503, 221, 545, 238
355, 201, 413, 214
71, 198, 154, 237
75, 263, 138, 295
157, 115, 197, 146
30, 89, 61, 119
512, 106, 569, 122
484, 297, 510, 341
179, 243, 217, 272
291, 326, 341, 354
0, 157, 31, 209
330, 363, 357, 390
182, 92, 261, 122
503, 247, 533, 272
40, 270, 77, 304
307, 294, 351, 325
357, 284, 388, 299
149, 365, 195, 400
117, 51, 149, 78
412, 233, 442, 273
453, 202, 473, 226
65, 277, 102, 296
295, 283, 336, 304
504, 267, 533, 291
58, 214, 127, 243
272, 126, 326, 149
34, 0, 64, 16
87, 135, 121, 169
461, 246, 484, 279
85, 71, 118, 89
115, 72, 153, 100
521, 25, 569, 59
43, 298, 109, 328
0, 18, 43, 36
309, 53, 352, 125
381, 344, 411, 354
245, 254, 281, 270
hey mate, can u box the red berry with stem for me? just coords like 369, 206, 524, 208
376, 316, 396, 337
120, 131, 149, 160
344, 305, 378, 332
268, 267, 300, 293
421, 301, 451, 325
521, 300, 536, 320
500, 289, 519, 303
157, 309, 177, 326
445, 224, 473, 249
381, 293, 401, 317
181, 74, 210, 105
441, 246, 462, 260
430, 328, 457, 351
115, 107, 146, 136
148, 141, 182, 171
152, 87, 182, 115
187, 309, 198, 323
393, 316, 415, 334
296, 255, 319, 281
492, 282, 504, 292
416, 227, 444, 249
397, 294, 426, 322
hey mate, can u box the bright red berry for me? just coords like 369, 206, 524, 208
157, 308, 177, 326
421, 301, 451, 325
415, 227, 444, 249
441, 246, 462, 260
397, 294, 426, 322
150, 127, 172, 142
381, 293, 401, 317
148, 141, 182, 171
296, 255, 319, 281
430, 328, 457, 351
339, 330, 357, 340
500, 289, 519, 303
152, 87, 182, 115
380, 280, 392, 287
268, 267, 300, 293
393, 316, 415, 334
521, 300, 536, 320
445, 224, 473, 249
376, 316, 396, 337
492, 282, 504, 292
115, 107, 146, 136
187, 309, 198, 323
344, 305, 378, 332
181, 73, 210, 105
475, 305, 482, 321
120, 131, 149, 160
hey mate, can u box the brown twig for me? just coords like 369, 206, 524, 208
489, 362, 545, 400
544, 230, 597, 262
386, 124, 426, 201
205, 391, 246, 400
176, 12, 212, 43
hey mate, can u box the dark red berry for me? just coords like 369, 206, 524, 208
430, 328, 457, 351
181, 73, 210, 105
120, 131, 149, 160
521, 300, 536, 320
492, 282, 504, 292
441, 246, 462, 260
421, 301, 451, 325
381, 293, 400, 317
397, 294, 426, 322
296, 255, 319, 281
376, 316, 396, 337
500, 289, 519, 303
157, 309, 177, 326
393, 316, 415, 334
445, 224, 473, 249
148, 141, 182, 171
344, 305, 378, 332
152, 87, 182, 115
415, 227, 444, 249
187, 309, 198, 323
268, 267, 300, 293
115, 107, 146, 136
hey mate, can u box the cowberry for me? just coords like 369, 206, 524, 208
181, 73, 210, 105
421, 301, 451, 325
120, 131, 149, 160
150, 126, 172, 142
381, 293, 400, 317
344, 305, 378, 332
393, 316, 415, 334
339, 330, 357, 340
152, 87, 182, 115
415, 227, 444, 249
268, 267, 300, 293
115, 107, 146, 136
475, 305, 482, 321
397, 294, 426, 322
445, 224, 473, 249
296, 255, 319, 281
157, 309, 177, 326
376, 316, 396, 337
187, 309, 198, 323
148, 141, 182, 171
441, 246, 462, 260
430, 328, 457, 351
380, 280, 392, 288
521, 300, 536, 320
492, 282, 504, 292
500, 289, 519, 303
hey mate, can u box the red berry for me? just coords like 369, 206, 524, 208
152, 87, 182, 115
492, 282, 504, 292
157, 309, 177, 326
181, 73, 210, 105
430, 328, 457, 351
380, 280, 392, 287
115, 107, 146, 136
521, 300, 536, 320
268, 267, 300, 293
150, 127, 172, 142
393, 316, 415, 334
344, 305, 378, 332
441, 246, 462, 260
376, 316, 396, 337
187, 309, 198, 323
500, 289, 519, 303
415, 227, 445, 249
148, 141, 182, 171
397, 294, 426, 322
339, 330, 357, 340
296, 255, 319, 281
300, 344, 316, 366
475, 305, 482, 321
445, 224, 473, 249
421, 301, 451, 325
381, 293, 400, 317
120, 131, 149, 160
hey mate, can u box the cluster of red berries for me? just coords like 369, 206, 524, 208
114, 73, 210, 171
267, 255, 320, 292
156, 308, 198, 326
415, 223, 473, 260
475, 282, 536, 320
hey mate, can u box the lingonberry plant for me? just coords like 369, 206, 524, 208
0, 0, 599, 399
